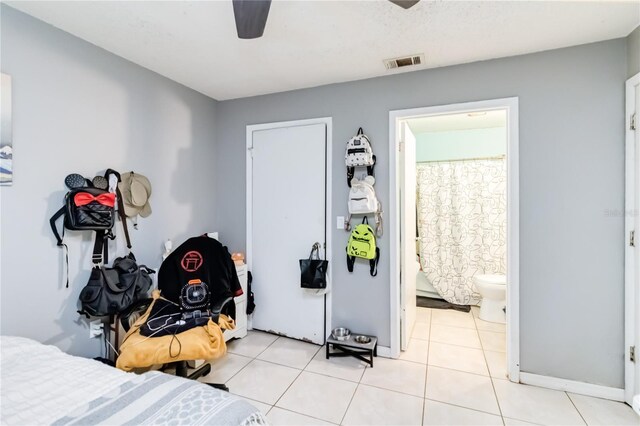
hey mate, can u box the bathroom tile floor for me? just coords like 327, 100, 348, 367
200, 307, 639, 425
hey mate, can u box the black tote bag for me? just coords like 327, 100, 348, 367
299, 243, 328, 289
78, 253, 154, 317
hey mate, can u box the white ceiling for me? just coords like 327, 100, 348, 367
408, 110, 506, 134
7, 1, 640, 100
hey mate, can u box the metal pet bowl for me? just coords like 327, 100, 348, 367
354, 335, 371, 344
332, 327, 351, 341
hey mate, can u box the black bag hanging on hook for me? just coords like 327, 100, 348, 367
76, 169, 155, 317
299, 243, 328, 289
50, 178, 117, 288
78, 253, 155, 317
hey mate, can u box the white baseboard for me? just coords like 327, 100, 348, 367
519, 372, 624, 402
376, 345, 392, 358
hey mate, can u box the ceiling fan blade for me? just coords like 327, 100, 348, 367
232, 0, 272, 39
389, 0, 420, 9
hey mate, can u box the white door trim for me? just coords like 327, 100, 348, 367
246, 117, 333, 342
520, 372, 625, 402
625, 72, 640, 411
388, 97, 520, 383
399, 122, 417, 352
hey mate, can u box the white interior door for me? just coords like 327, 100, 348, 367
400, 121, 417, 351
249, 122, 327, 345
625, 74, 640, 411
634, 82, 640, 414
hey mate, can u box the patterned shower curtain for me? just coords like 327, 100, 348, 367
416, 158, 506, 305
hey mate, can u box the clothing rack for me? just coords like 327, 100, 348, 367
417, 155, 505, 164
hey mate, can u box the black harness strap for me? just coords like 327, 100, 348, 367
62, 242, 69, 288
50, 206, 72, 288
367, 155, 376, 177
346, 253, 355, 273
93, 230, 105, 265
347, 166, 354, 187
116, 186, 131, 250
369, 247, 380, 277
105, 169, 132, 250
49, 206, 65, 246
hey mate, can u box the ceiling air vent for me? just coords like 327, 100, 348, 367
384, 54, 425, 70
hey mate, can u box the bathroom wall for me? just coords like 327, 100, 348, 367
415, 127, 506, 162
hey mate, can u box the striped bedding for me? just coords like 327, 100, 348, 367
0, 336, 267, 425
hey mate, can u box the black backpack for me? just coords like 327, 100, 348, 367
54, 186, 116, 232
50, 170, 130, 287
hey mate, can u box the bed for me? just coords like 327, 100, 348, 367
0, 336, 267, 425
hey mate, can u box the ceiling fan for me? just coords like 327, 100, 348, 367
232, 0, 420, 39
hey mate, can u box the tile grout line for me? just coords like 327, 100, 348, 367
254, 333, 286, 357
244, 354, 309, 370
223, 333, 283, 385
426, 364, 494, 378
268, 342, 320, 406
352, 381, 430, 400
412, 335, 504, 345
343, 334, 383, 423
228, 331, 280, 360
225, 331, 322, 408
302, 366, 361, 385
297, 346, 364, 425
304, 366, 367, 384
339, 382, 360, 425
430, 323, 477, 331
270, 340, 324, 411
272, 406, 340, 425
428, 339, 493, 351
424, 397, 512, 419
423, 312, 502, 376
355, 359, 368, 383
472, 310, 506, 425
565, 392, 589, 425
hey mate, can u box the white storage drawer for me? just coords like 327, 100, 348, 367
235, 300, 247, 332
224, 264, 248, 341
235, 264, 248, 303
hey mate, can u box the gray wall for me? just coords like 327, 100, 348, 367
215, 39, 628, 388
0, 6, 219, 358
628, 26, 640, 78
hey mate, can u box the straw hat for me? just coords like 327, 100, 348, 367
118, 171, 152, 218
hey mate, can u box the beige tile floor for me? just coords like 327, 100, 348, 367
200, 306, 639, 425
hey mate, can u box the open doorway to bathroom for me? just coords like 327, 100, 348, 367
389, 98, 520, 383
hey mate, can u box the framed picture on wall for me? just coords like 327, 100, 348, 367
1, 73, 12, 186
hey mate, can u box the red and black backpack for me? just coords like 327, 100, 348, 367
49, 169, 130, 287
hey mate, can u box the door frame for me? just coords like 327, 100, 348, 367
399, 122, 418, 351
625, 72, 640, 411
388, 97, 520, 383
246, 117, 333, 343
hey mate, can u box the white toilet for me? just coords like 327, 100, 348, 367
474, 274, 506, 324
